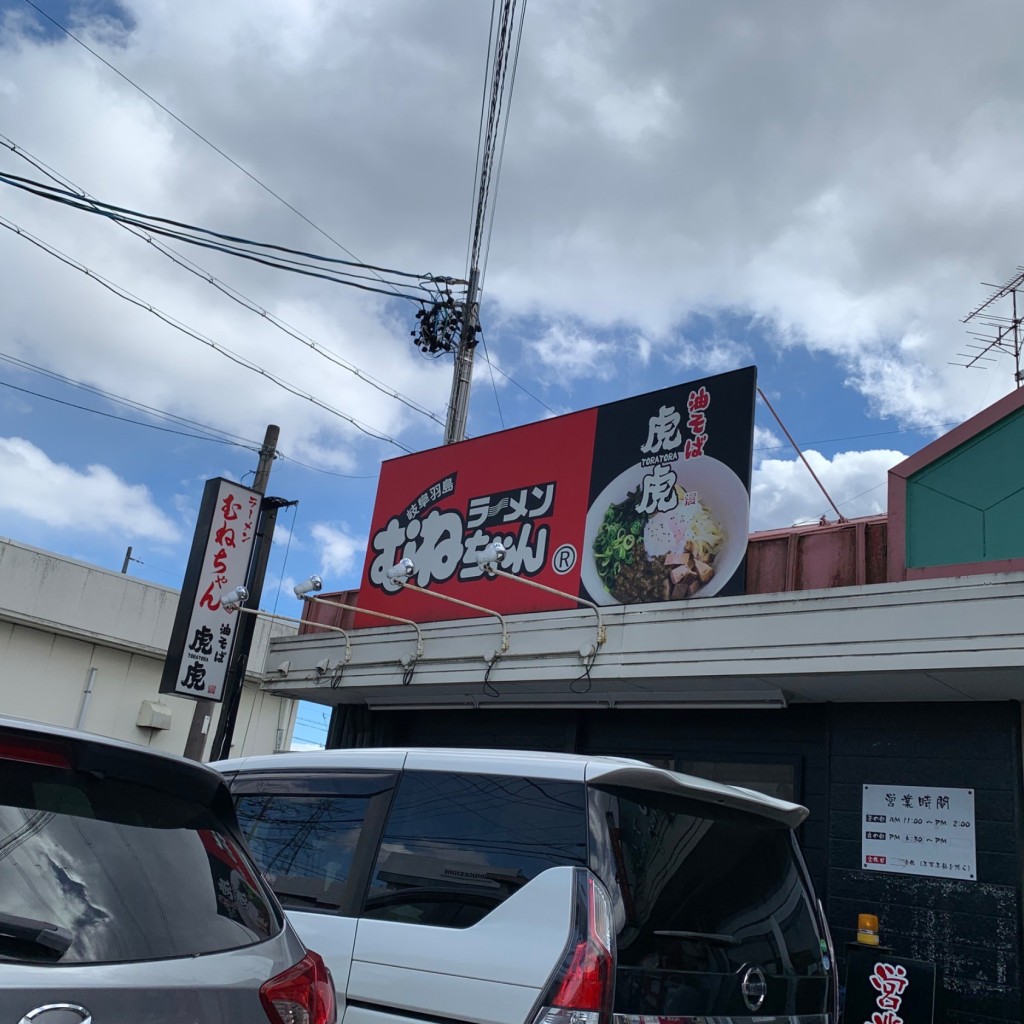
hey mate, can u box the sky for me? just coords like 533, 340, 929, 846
2, 1, 1023, 750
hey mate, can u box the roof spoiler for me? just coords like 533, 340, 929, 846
586, 764, 808, 828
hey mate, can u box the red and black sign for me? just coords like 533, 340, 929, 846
843, 949, 936, 1024
358, 366, 756, 625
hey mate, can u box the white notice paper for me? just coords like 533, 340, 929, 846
861, 784, 976, 881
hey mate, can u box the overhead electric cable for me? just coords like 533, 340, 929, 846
19, 0, 408, 299
445, 0, 528, 443
0, 350, 256, 445
476, 329, 557, 415
0, 372, 376, 475
479, 334, 505, 429
0, 137, 449, 429
0, 378, 260, 449
477, 0, 527, 293
0, 215, 413, 452
753, 422, 960, 454
0, 171, 443, 300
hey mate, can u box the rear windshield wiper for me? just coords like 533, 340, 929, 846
654, 929, 737, 947
0, 911, 73, 960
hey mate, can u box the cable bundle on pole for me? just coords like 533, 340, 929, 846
443, 0, 528, 443
0, 170, 453, 302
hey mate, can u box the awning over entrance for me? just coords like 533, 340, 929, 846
260, 571, 1024, 710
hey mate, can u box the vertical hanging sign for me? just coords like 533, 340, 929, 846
160, 478, 261, 702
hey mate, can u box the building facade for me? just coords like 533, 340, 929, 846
0, 537, 298, 758
260, 386, 1024, 1024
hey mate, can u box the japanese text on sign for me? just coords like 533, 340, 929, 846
369, 479, 557, 592
862, 784, 976, 881
163, 479, 260, 703
635, 387, 714, 516
865, 962, 909, 1024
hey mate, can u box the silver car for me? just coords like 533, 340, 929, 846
0, 715, 336, 1024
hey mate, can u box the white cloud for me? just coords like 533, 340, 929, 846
310, 522, 365, 582
750, 448, 906, 531
0, 437, 180, 540
1, 0, 1022, 578
753, 425, 785, 460
528, 324, 620, 382
664, 336, 754, 376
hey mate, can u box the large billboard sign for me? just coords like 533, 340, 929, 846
160, 478, 261, 702
358, 366, 756, 624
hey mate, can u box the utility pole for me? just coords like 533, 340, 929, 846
183, 425, 279, 761
443, 267, 480, 444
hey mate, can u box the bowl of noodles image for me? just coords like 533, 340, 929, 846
580, 456, 750, 606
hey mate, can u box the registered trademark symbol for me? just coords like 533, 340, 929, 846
552, 544, 577, 574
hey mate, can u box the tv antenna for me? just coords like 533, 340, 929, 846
954, 267, 1024, 388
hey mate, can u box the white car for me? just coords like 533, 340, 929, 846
214, 747, 836, 1024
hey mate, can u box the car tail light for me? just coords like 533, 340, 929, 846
260, 950, 337, 1024
0, 734, 72, 769
531, 871, 615, 1024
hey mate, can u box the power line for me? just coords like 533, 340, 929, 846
476, 328, 557, 415
0, 378, 261, 448
1, 372, 377, 480
0, 136, 449, 431
753, 421, 960, 454
0, 350, 257, 446
0, 215, 413, 452
477, 0, 527, 295
479, 333, 505, 429
446, 0, 528, 442
0, 170, 445, 301
19, 0, 408, 300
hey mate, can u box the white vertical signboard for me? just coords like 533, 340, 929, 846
160, 478, 261, 702
862, 784, 977, 881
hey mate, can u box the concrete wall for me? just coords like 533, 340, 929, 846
0, 537, 297, 759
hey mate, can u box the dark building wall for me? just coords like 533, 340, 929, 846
828, 702, 1022, 1024
360, 699, 1023, 1023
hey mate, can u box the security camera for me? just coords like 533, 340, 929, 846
476, 541, 507, 573
223, 585, 249, 611
386, 558, 416, 581
293, 575, 323, 599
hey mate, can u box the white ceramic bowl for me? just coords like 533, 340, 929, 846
580, 455, 750, 605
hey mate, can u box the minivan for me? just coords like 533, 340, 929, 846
214, 746, 836, 1024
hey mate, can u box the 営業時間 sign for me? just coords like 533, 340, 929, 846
861, 784, 976, 881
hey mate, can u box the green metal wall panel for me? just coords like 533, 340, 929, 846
906, 406, 1024, 568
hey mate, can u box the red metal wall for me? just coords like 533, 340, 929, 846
745, 515, 888, 594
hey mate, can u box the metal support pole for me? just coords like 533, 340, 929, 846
443, 266, 480, 445
208, 499, 281, 762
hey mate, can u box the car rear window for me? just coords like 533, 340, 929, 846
362, 770, 588, 928
236, 791, 376, 912
591, 785, 826, 1017
0, 761, 281, 965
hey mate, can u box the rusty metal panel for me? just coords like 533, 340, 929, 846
865, 520, 888, 584
744, 535, 793, 594
796, 528, 859, 590
299, 589, 359, 633
746, 516, 888, 594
